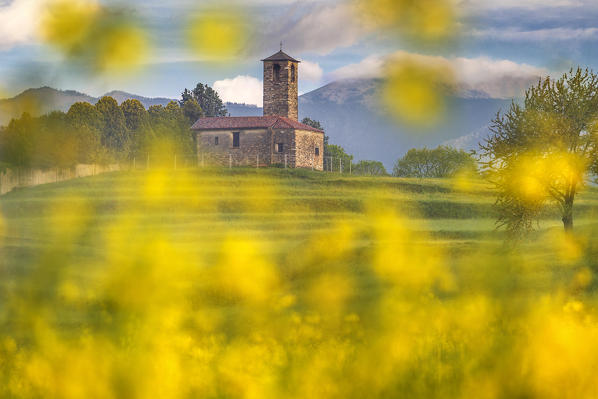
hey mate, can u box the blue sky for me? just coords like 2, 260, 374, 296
1, 0, 598, 104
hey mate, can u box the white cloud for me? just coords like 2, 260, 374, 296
277, 3, 366, 55
468, 27, 598, 41
458, 0, 594, 10
0, 0, 46, 49
213, 75, 263, 107
329, 51, 549, 98
299, 60, 323, 82
329, 54, 386, 80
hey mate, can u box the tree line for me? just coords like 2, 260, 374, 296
0, 83, 225, 170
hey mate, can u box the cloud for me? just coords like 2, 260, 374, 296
299, 60, 323, 82
213, 75, 263, 107
330, 51, 548, 98
260, 3, 367, 56
0, 0, 46, 49
329, 55, 386, 80
458, 0, 597, 10
468, 27, 598, 41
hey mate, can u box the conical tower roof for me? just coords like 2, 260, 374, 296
261, 50, 300, 63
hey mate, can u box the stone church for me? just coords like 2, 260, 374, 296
192, 50, 324, 170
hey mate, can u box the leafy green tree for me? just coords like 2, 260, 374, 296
301, 118, 323, 131
181, 83, 227, 117
480, 68, 598, 233
182, 99, 204, 125
147, 101, 195, 157
352, 160, 388, 176
67, 102, 105, 163
0, 113, 37, 168
95, 96, 128, 156
325, 144, 353, 172
393, 146, 476, 178
36, 111, 78, 168
180, 88, 193, 106
121, 99, 152, 157
121, 99, 150, 132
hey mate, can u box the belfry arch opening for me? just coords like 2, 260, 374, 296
273, 64, 281, 82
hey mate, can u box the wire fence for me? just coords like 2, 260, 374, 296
2, 154, 354, 196
125, 153, 354, 174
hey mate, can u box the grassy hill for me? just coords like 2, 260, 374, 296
2, 169, 597, 257
2, 169, 598, 397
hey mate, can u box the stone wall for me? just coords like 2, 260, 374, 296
197, 129, 273, 167
263, 60, 299, 121
0, 164, 120, 195
295, 130, 324, 171
196, 128, 322, 170
271, 129, 296, 167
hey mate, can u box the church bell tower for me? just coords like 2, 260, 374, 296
262, 45, 300, 121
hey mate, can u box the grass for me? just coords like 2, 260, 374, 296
2, 168, 598, 398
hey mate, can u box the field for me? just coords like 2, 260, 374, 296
1, 168, 598, 398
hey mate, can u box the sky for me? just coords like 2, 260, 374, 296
1, 0, 598, 105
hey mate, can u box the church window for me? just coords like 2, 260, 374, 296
273, 64, 281, 82
315, 147, 320, 156
233, 132, 240, 148
291, 65, 296, 82
277, 143, 284, 153
215, 136, 219, 145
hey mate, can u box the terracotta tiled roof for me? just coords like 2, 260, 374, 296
261, 50, 300, 63
191, 116, 324, 133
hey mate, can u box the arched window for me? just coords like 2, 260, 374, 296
273, 64, 280, 82
291, 64, 296, 82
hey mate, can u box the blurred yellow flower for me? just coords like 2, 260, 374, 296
381, 59, 455, 127
39, 0, 99, 52
186, 9, 249, 61
97, 25, 150, 73
355, 0, 457, 42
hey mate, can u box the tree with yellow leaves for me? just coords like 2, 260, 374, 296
480, 68, 598, 235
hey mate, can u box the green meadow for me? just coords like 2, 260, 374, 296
1, 168, 598, 398
2, 168, 597, 257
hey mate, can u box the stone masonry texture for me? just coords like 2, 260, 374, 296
263, 60, 299, 121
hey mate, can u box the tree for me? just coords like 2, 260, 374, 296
181, 83, 227, 117
0, 113, 37, 168
121, 99, 152, 157
393, 146, 476, 178
352, 160, 388, 176
480, 68, 598, 234
67, 102, 106, 163
325, 144, 353, 172
182, 99, 204, 125
95, 96, 128, 156
301, 118, 323, 131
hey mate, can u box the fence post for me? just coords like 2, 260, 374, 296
133, 157, 136, 170
340, 158, 342, 174
257, 154, 259, 169
349, 162, 352, 175
284, 154, 287, 169
229, 154, 232, 169
146, 153, 150, 170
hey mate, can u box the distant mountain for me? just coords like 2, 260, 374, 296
296, 79, 513, 168
225, 102, 262, 117
0, 87, 96, 126
103, 91, 174, 108
0, 87, 176, 126
442, 125, 492, 152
